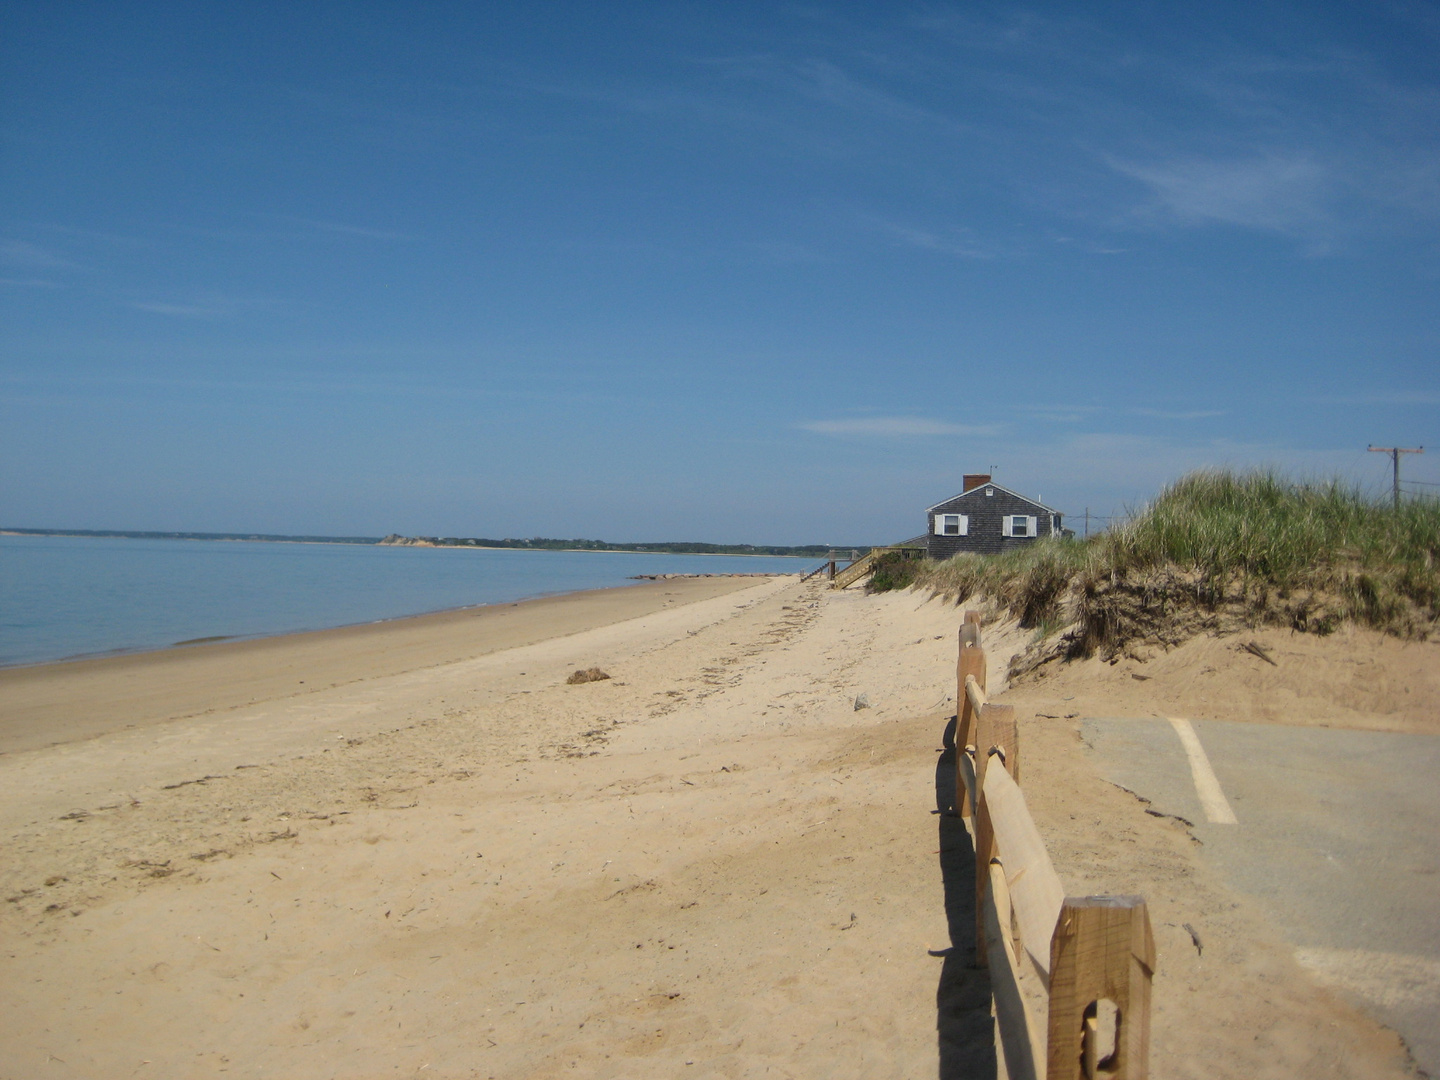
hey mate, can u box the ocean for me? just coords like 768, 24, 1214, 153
0, 534, 810, 668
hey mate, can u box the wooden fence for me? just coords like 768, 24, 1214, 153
953, 612, 1155, 1080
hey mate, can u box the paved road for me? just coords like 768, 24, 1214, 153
1082, 716, 1440, 1075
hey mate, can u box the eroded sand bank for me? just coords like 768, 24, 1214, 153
0, 577, 1420, 1078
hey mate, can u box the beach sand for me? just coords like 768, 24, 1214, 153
0, 577, 1421, 1078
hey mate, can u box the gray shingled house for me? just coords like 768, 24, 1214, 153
925, 474, 1063, 559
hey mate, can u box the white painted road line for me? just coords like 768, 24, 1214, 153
1167, 717, 1239, 824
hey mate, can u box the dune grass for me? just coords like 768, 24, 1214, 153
914, 469, 1440, 655
866, 550, 926, 592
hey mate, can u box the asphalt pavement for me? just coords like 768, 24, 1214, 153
1081, 715, 1440, 1075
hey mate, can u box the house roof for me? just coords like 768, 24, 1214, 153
926, 482, 1060, 515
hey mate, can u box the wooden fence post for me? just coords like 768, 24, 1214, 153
956, 636, 986, 792
1046, 896, 1155, 1080
955, 614, 985, 818
956, 645, 985, 810
975, 703, 1018, 791
956, 645, 985, 745
973, 702, 1016, 964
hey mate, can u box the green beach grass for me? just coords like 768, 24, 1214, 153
909, 469, 1440, 657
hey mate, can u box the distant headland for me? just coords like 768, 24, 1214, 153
378, 535, 865, 558
2, 528, 867, 558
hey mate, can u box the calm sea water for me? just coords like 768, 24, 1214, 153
0, 534, 808, 668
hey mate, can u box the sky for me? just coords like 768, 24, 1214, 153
2, 1, 1438, 544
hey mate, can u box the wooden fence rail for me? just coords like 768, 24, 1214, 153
951, 613, 1155, 1080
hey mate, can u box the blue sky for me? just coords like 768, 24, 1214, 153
3, 2, 1437, 543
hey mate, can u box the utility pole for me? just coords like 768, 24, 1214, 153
1368, 445, 1424, 508
1084, 507, 1089, 540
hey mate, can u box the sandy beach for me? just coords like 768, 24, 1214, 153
0, 576, 769, 757
1, 576, 1428, 1078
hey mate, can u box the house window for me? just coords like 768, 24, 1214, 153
934, 513, 968, 536
985, 487, 994, 496
1003, 515, 1038, 538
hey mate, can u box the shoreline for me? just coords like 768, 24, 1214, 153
380, 542, 824, 558
0, 570, 791, 674
3, 530, 835, 559
0, 575, 779, 756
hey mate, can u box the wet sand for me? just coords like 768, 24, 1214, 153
0, 576, 765, 756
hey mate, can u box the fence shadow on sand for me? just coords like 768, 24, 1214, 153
934, 714, 998, 1079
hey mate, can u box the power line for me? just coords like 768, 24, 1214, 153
1368, 445, 1425, 507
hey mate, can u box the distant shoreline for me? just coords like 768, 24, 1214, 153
0, 533, 813, 668
382, 541, 812, 559
377, 535, 859, 558
3, 529, 863, 559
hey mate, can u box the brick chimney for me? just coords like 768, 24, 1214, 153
962, 473, 992, 493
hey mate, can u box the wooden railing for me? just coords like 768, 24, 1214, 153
825, 535, 929, 590
953, 612, 1155, 1080
801, 549, 868, 583
831, 550, 879, 589
800, 559, 839, 583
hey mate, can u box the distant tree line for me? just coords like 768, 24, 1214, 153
5, 527, 872, 559
381, 534, 868, 558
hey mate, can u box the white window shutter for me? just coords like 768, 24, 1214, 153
958, 514, 969, 536
1026, 515, 1037, 537
933, 516, 944, 536
1001, 516, 1012, 538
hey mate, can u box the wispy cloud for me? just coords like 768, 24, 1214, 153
1052, 235, 1131, 255
29, 222, 154, 247
691, 51, 954, 128
1312, 391, 1440, 406
131, 293, 278, 319
873, 219, 995, 258
1017, 404, 1225, 423
132, 302, 227, 318
785, 58, 943, 127
1107, 153, 1331, 236
1, 239, 79, 270
226, 214, 414, 242
738, 239, 825, 264
292, 217, 411, 241
1017, 404, 1105, 424
0, 277, 64, 289
896, 9, 1440, 246
800, 416, 1003, 437
1130, 408, 1227, 420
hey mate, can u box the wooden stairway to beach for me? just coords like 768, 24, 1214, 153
831, 551, 879, 589
825, 535, 928, 590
